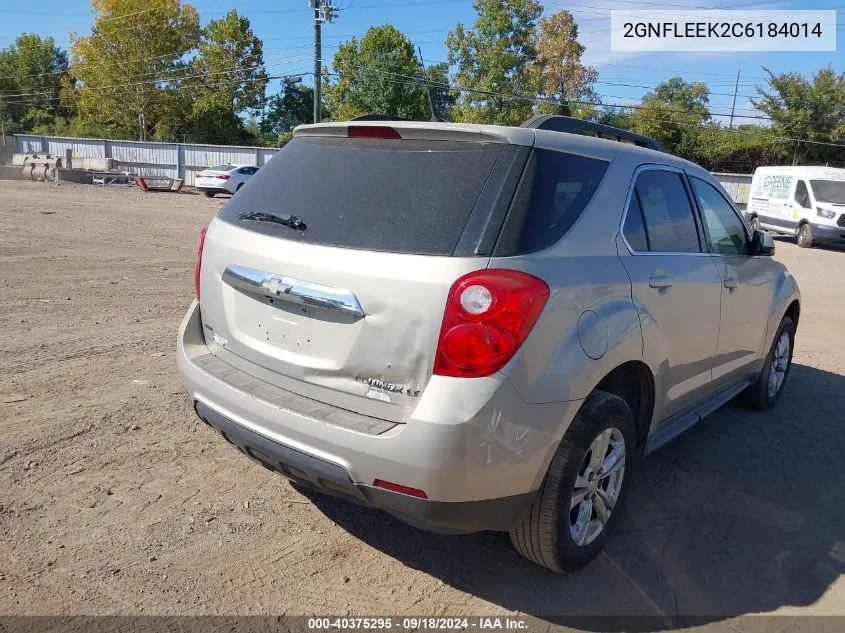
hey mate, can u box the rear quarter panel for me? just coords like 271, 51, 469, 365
491, 153, 645, 405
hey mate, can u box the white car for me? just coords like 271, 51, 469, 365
195, 164, 259, 198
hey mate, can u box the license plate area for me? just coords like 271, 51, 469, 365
227, 288, 360, 367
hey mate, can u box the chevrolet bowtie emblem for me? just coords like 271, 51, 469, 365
263, 278, 293, 296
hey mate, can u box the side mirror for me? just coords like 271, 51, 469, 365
751, 229, 775, 256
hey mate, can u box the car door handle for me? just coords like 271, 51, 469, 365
724, 277, 739, 290
648, 275, 673, 289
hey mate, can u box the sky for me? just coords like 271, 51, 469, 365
1, 0, 842, 125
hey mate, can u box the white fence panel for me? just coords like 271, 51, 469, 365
111, 141, 178, 167
258, 148, 280, 166
14, 135, 45, 153
47, 138, 105, 158
184, 145, 258, 169
713, 172, 753, 208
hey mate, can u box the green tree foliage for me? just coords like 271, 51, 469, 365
67, 0, 200, 141
630, 77, 710, 153
593, 106, 634, 130
682, 124, 787, 173
424, 61, 456, 121
753, 66, 845, 165
325, 25, 438, 121
188, 9, 268, 144
530, 11, 598, 117
0, 34, 69, 133
447, 0, 542, 125
262, 83, 326, 138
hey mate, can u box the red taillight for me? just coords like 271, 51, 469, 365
347, 125, 401, 139
216, 175, 230, 180
373, 479, 428, 499
434, 270, 550, 378
194, 226, 207, 301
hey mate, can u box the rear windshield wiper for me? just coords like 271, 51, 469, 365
238, 211, 307, 231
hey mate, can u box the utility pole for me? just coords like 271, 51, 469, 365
0, 93, 6, 150
729, 69, 740, 129
310, 1, 337, 124
418, 46, 438, 122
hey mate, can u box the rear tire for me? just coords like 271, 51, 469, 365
744, 316, 795, 411
509, 390, 636, 572
749, 216, 760, 232
204, 191, 215, 198
796, 223, 813, 248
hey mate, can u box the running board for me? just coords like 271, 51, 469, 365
644, 378, 752, 455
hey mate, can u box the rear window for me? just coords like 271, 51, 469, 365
207, 165, 233, 172
216, 137, 503, 255
494, 149, 609, 256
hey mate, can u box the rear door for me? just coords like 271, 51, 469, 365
688, 176, 773, 385
198, 131, 530, 423
619, 166, 722, 418
753, 172, 796, 232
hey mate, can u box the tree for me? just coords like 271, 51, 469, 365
424, 61, 456, 121
0, 34, 69, 133
446, 0, 542, 126
529, 11, 597, 117
188, 9, 268, 143
630, 77, 710, 153
325, 25, 435, 121
593, 106, 634, 129
684, 124, 787, 173
66, 0, 200, 141
753, 66, 845, 164
262, 83, 325, 138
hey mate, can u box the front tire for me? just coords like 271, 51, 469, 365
744, 316, 795, 411
509, 390, 636, 572
204, 191, 215, 198
749, 216, 760, 232
796, 223, 813, 248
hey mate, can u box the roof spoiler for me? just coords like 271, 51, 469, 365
521, 115, 667, 153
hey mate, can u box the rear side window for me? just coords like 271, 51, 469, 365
627, 170, 701, 253
494, 149, 609, 256
217, 137, 503, 255
622, 194, 649, 251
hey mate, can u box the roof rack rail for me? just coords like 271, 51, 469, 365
521, 115, 667, 153
350, 114, 410, 122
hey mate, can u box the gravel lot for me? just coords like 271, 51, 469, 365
1, 180, 844, 629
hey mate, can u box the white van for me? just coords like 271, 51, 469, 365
747, 166, 845, 248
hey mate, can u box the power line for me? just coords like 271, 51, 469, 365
7, 45, 837, 131
320, 65, 845, 148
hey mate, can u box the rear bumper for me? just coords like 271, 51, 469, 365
177, 301, 580, 534
193, 400, 532, 534
196, 186, 231, 195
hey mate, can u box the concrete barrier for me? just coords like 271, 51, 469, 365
0, 165, 27, 180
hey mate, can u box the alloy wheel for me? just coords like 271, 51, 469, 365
767, 331, 791, 399
569, 427, 626, 547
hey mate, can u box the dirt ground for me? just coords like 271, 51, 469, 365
1, 180, 844, 629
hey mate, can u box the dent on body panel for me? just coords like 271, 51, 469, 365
502, 253, 644, 404
633, 300, 672, 422
768, 267, 801, 337
346, 297, 433, 399
411, 375, 576, 497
